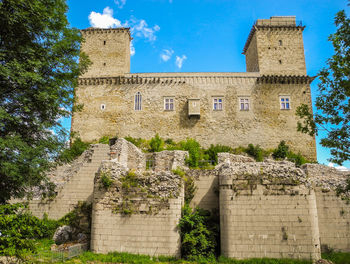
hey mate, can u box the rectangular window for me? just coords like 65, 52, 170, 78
164, 97, 174, 111
280, 96, 291, 110
213, 97, 223, 110
239, 97, 250, 111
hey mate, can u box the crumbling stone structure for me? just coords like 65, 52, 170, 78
26, 139, 350, 261
72, 16, 316, 160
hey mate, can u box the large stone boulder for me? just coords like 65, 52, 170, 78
53, 225, 76, 245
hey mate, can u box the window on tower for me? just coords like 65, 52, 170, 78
134, 92, 142, 111
280, 96, 291, 110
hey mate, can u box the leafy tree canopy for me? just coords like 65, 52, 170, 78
296, 8, 350, 165
0, 0, 89, 203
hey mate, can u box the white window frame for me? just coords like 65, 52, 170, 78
280, 96, 291, 110
239, 97, 250, 111
164, 97, 175, 111
100, 104, 106, 110
213, 97, 223, 111
134, 92, 142, 111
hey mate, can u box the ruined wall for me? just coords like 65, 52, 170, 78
72, 73, 316, 160
91, 160, 183, 257
219, 161, 321, 260
188, 169, 219, 212
27, 144, 110, 219
304, 164, 350, 252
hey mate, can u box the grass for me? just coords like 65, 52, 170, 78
322, 252, 350, 264
23, 239, 321, 264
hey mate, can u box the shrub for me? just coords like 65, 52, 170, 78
121, 170, 139, 189
100, 171, 113, 189
149, 133, 164, 152
178, 204, 218, 261
0, 203, 59, 256
205, 144, 233, 165
246, 144, 264, 162
98, 136, 110, 144
272, 140, 290, 159
287, 152, 309, 167
180, 138, 202, 168
58, 137, 90, 163
124, 136, 149, 151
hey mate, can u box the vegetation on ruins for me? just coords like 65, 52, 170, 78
99, 171, 113, 189
149, 133, 165, 152
0, 202, 91, 256
58, 137, 90, 163
125, 134, 310, 167
296, 7, 350, 165
0, 0, 90, 203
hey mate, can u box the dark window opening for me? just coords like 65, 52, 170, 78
103, 40, 106, 45
279, 40, 283, 46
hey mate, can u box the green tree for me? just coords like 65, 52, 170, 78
296, 8, 350, 165
0, 0, 89, 203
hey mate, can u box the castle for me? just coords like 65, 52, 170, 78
72, 16, 316, 161
25, 16, 350, 262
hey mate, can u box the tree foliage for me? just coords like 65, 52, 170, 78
0, 0, 89, 203
296, 9, 350, 165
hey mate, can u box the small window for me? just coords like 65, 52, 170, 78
103, 62, 106, 66
164, 97, 174, 111
103, 40, 106, 45
100, 104, 106, 110
213, 97, 223, 110
279, 60, 282, 64
239, 98, 250, 111
134, 92, 142, 111
279, 40, 283, 46
280, 96, 291, 110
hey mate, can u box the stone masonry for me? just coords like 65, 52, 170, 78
72, 16, 316, 160
26, 139, 350, 261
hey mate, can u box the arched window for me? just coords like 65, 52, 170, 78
134, 92, 142, 111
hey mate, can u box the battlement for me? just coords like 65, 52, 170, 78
81, 27, 132, 40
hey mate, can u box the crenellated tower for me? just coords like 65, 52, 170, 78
81, 28, 131, 78
243, 16, 306, 75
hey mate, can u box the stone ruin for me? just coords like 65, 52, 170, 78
25, 138, 350, 261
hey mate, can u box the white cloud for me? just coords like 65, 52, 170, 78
114, 0, 126, 9
160, 49, 174, 62
328, 162, 349, 171
88, 7, 121, 28
125, 18, 160, 42
130, 41, 135, 56
175, 55, 187, 69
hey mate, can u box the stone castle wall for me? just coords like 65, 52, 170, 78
72, 73, 316, 160
23, 139, 350, 260
219, 161, 321, 260
91, 160, 183, 257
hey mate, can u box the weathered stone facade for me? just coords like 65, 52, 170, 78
72, 16, 316, 161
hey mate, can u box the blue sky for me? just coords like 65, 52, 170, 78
64, 0, 349, 169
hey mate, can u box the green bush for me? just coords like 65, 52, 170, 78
205, 144, 233, 165
58, 201, 92, 233
0, 203, 59, 256
178, 204, 219, 261
98, 136, 110, 144
58, 137, 90, 163
272, 141, 289, 159
149, 133, 164, 152
100, 171, 113, 189
180, 138, 203, 168
246, 144, 264, 162
287, 152, 309, 167
124, 136, 149, 151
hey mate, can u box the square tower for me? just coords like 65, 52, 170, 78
243, 16, 306, 75
81, 28, 131, 78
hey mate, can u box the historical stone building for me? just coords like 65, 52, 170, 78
72, 16, 316, 160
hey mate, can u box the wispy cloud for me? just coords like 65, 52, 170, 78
88, 7, 121, 28
160, 49, 174, 62
88, 7, 161, 56
328, 162, 349, 171
114, 0, 126, 9
175, 55, 187, 69
130, 41, 135, 56
125, 17, 160, 42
